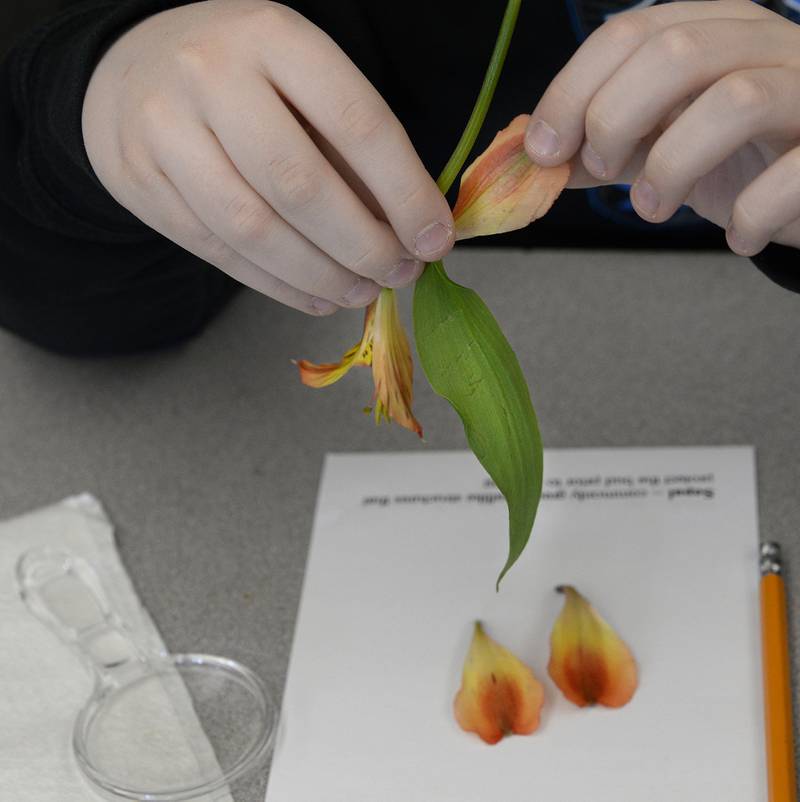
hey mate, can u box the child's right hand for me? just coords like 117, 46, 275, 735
82, 0, 454, 315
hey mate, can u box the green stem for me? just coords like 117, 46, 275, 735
435, 0, 522, 196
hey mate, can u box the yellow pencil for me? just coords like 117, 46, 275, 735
760, 542, 798, 802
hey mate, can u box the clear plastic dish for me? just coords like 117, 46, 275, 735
17, 549, 277, 802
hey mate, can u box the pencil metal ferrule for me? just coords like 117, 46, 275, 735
760, 542, 783, 576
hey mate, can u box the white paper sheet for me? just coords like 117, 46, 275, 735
265, 447, 765, 802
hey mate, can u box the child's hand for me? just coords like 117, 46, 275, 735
525, 0, 800, 256
82, 0, 454, 315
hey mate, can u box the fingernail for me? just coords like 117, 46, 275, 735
310, 297, 337, 315
414, 221, 453, 259
341, 278, 378, 307
727, 226, 757, 255
631, 179, 659, 220
384, 257, 423, 288
582, 142, 607, 178
526, 120, 561, 160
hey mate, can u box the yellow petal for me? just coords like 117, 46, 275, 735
452, 114, 570, 240
548, 585, 638, 708
293, 302, 375, 388
370, 288, 423, 438
454, 621, 544, 744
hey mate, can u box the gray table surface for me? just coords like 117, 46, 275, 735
2, 247, 798, 799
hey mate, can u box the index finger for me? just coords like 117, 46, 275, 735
255, 6, 454, 261
524, 0, 770, 166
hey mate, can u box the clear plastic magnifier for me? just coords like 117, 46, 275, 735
16, 548, 277, 802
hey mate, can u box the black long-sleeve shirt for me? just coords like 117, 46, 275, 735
1, 0, 797, 356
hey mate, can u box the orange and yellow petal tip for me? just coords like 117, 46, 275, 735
293, 302, 375, 389
453, 113, 570, 241
454, 621, 544, 745
367, 400, 423, 439
548, 585, 638, 709
293, 356, 354, 388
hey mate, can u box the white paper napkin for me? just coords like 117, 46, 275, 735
0, 494, 233, 801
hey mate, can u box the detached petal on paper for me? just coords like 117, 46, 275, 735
452, 114, 570, 240
548, 585, 638, 708
454, 621, 544, 744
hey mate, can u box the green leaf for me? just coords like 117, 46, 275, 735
413, 261, 543, 589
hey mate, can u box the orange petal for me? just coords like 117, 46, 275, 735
370, 288, 423, 438
293, 302, 375, 388
548, 585, 638, 708
452, 114, 570, 240
454, 621, 544, 744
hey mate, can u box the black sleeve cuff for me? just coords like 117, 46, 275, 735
0, 0, 242, 356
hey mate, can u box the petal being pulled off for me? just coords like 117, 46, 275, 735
548, 585, 638, 709
454, 621, 544, 745
370, 288, 423, 438
452, 114, 570, 240
294, 303, 375, 388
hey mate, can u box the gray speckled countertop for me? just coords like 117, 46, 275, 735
1, 247, 798, 799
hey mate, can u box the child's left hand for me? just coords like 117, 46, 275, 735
525, 0, 800, 256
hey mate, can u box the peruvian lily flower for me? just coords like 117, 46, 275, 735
294, 288, 423, 438
548, 585, 638, 708
295, 116, 568, 441
452, 114, 570, 240
454, 621, 544, 744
